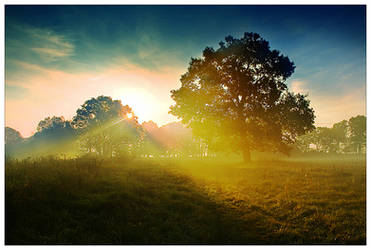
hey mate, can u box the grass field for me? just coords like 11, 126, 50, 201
5, 155, 366, 244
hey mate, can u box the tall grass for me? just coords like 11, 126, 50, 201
5, 155, 366, 244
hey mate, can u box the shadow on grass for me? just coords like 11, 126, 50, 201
6, 158, 271, 245
6, 157, 366, 245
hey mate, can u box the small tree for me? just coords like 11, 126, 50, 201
316, 127, 336, 153
295, 129, 319, 152
348, 115, 366, 154
332, 120, 348, 153
170, 32, 315, 162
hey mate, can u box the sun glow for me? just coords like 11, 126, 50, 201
113, 87, 158, 123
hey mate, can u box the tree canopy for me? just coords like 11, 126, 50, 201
72, 96, 141, 157
170, 32, 315, 162
72, 96, 135, 130
34, 116, 75, 140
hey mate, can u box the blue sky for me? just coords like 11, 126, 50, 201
5, 5, 366, 136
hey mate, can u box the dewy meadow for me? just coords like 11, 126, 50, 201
5, 5, 366, 245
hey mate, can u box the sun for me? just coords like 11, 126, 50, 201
114, 88, 157, 122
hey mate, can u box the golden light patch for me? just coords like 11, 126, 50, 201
117, 87, 157, 122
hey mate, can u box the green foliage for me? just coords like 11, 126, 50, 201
170, 32, 315, 161
71, 96, 142, 157
348, 115, 366, 153
6, 156, 365, 244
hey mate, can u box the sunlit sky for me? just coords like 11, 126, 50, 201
5, 5, 366, 137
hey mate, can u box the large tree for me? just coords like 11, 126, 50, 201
170, 32, 315, 162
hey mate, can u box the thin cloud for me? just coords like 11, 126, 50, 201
7, 23, 74, 63
29, 28, 74, 61
31, 47, 73, 61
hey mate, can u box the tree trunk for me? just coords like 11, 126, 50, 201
243, 148, 251, 163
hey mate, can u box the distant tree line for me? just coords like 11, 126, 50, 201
295, 115, 366, 154
5, 95, 207, 159
5, 95, 366, 159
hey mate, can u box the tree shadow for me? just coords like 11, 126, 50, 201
6, 159, 274, 244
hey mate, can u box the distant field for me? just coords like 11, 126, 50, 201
5, 156, 366, 244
